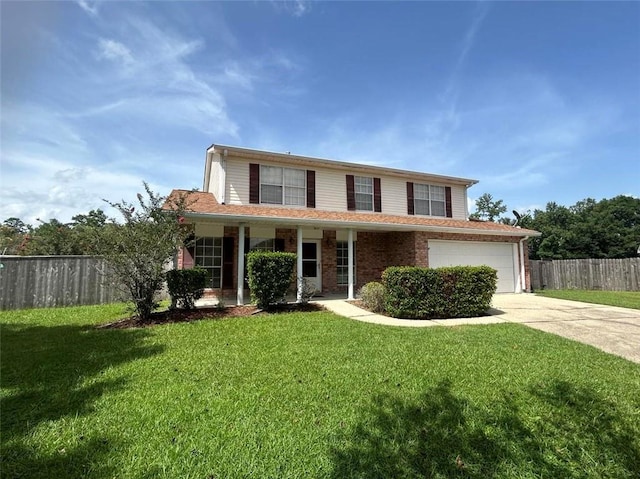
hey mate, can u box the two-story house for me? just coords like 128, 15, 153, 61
168, 144, 540, 305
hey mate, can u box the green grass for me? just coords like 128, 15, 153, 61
535, 289, 640, 310
2, 304, 639, 478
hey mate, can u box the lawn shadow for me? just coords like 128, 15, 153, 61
330, 379, 640, 478
1, 321, 163, 478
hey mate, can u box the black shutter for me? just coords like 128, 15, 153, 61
346, 175, 356, 211
275, 238, 285, 252
407, 182, 414, 215
373, 177, 382, 212
306, 170, 316, 208
222, 237, 234, 289
249, 164, 260, 204
445, 186, 453, 218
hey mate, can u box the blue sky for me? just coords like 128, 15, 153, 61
2, 0, 639, 225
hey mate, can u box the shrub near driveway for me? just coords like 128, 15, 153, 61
382, 265, 497, 319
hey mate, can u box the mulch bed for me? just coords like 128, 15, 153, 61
99, 302, 325, 329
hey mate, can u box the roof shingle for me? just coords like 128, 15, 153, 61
166, 189, 539, 237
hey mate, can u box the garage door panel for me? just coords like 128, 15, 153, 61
428, 240, 516, 293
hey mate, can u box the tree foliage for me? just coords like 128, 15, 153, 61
93, 183, 194, 320
470, 193, 507, 222
0, 218, 31, 255
525, 195, 640, 259
0, 210, 108, 255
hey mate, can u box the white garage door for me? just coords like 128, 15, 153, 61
428, 240, 517, 293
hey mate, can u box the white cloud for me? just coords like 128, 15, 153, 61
1, 6, 309, 224
1, 151, 167, 224
76, 0, 99, 17
0, 100, 197, 224
442, 1, 491, 103
97, 38, 134, 66
73, 16, 240, 137
292, 1, 311, 17
270, 0, 312, 17
1, 103, 90, 158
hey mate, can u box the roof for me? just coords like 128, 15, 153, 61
167, 190, 540, 237
207, 144, 479, 187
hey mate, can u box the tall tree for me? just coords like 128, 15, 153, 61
470, 193, 507, 222
94, 183, 194, 320
0, 218, 32, 254
527, 195, 640, 259
71, 209, 108, 254
22, 219, 79, 255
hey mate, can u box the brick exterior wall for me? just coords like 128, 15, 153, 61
180, 225, 532, 298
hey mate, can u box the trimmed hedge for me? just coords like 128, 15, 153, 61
359, 281, 386, 313
246, 251, 296, 309
166, 268, 208, 310
382, 265, 497, 319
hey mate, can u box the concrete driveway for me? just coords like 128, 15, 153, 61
491, 294, 640, 364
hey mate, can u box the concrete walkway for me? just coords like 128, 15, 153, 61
314, 294, 640, 364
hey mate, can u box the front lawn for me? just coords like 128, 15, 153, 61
2, 304, 639, 478
535, 289, 640, 310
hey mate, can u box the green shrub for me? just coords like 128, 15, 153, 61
359, 282, 386, 313
246, 251, 296, 309
382, 265, 497, 319
166, 268, 208, 310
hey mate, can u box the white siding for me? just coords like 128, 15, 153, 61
207, 152, 222, 200
222, 154, 469, 219
380, 176, 407, 216
226, 158, 249, 205
314, 169, 348, 211
450, 185, 467, 219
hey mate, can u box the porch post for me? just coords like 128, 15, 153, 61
296, 226, 303, 302
347, 228, 355, 300
237, 223, 245, 305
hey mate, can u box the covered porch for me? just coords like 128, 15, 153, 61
177, 216, 435, 305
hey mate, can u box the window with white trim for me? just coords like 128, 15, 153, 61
194, 237, 222, 288
354, 176, 373, 211
260, 165, 306, 206
336, 241, 356, 286
414, 184, 446, 217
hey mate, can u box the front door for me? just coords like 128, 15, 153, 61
302, 241, 322, 292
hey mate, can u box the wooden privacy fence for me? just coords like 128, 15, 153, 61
530, 258, 640, 291
0, 255, 124, 310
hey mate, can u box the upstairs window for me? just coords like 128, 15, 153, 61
260, 166, 306, 206
413, 184, 446, 217
354, 176, 374, 211
347, 175, 381, 212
